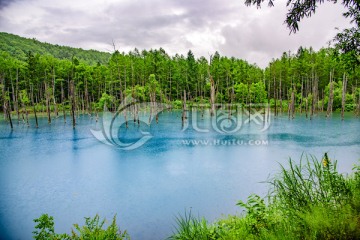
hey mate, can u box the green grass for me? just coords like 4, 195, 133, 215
170, 153, 360, 239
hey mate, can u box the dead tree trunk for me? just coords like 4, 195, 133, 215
305, 77, 308, 118
300, 77, 303, 114
21, 97, 29, 127
1, 74, 6, 120
310, 74, 314, 119
291, 90, 295, 119
10, 75, 19, 124
70, 80, 76, 128
205, 67, 216, 118
148, 87, 156, 125
341, 73, 348, 120
85, 78, 90, 114
326, 71, 334, 117
357, 90, 360, 117
16, 68, 20, 122
132, 88, 136, 123
52, 67, 58, 117
182, 90, 187, 127
273, 77, 277, 117
267, 77, 271, 122
287, 90, 291, 119
279, 75, 282, 114
310, 73, 318, 120
5, 100, 13, 129
44, 82, 51, 124
61, 81, 66, 123
321, 89, 324, 112
30, 85, 38, 128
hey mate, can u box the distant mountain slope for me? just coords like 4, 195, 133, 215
0, 32, 111, 65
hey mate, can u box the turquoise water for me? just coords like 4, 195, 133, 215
0, 111, 359, 239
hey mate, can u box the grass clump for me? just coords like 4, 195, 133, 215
169, 211, 217, 240
170, 153, 360, 239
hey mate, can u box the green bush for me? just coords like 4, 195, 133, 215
33, 214, 129, 240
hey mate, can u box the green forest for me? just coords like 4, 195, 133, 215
0, 32, 360, 129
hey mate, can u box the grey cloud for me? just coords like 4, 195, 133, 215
0, 0, 16, 9
0, 0, 353, 67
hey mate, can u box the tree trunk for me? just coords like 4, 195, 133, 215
61, 81, 66, 123
310, 72, 318, 120
272, 77, 276, 117
30, 84, 38, 128
44, 82, 51, 124
1, 74, 6, 120
182, 90, 187, 127
291, 90, 295, 119
5, 100, 13, 129
70, 80, 76, 128
356, 90, 360, 117
207, 66, 216, 117
321, 89, 324, 112
279, 75, 282, 114
21, 100, 29, 127
299, 77, 303, 114
16, 68, 20, 122
52, 67, 58, 117
10, 75, 17, 123
326, 71, 334, 117
341, 73, 348, 120
85, 78, 90, 114
210, 78, 215, 117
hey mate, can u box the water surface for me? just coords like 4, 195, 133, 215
0, 111, 359, 239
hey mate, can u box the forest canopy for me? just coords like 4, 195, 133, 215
0, 32, 359, 126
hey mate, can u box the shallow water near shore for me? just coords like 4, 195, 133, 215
0, 111, 359, 239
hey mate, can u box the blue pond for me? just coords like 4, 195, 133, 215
0, 111, 359, 239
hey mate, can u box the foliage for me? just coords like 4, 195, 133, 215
96, 93, 115, 111
33, 214, 68, 240
33, 214, 129, 240
71, 214, 129, 240
19, 90, 30, 105
334, 5, 360, 60
244, 0, 360, 33
0, 32, 110, 65
236, 194, 270, 234
170, 154, 360, 239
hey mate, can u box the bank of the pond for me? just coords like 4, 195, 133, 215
170, 154, 360, 240
32, 155, 360, 240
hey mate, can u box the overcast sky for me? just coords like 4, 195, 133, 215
0, 0, 353, 68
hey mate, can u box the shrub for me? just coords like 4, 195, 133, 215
33, 214, 129, 240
